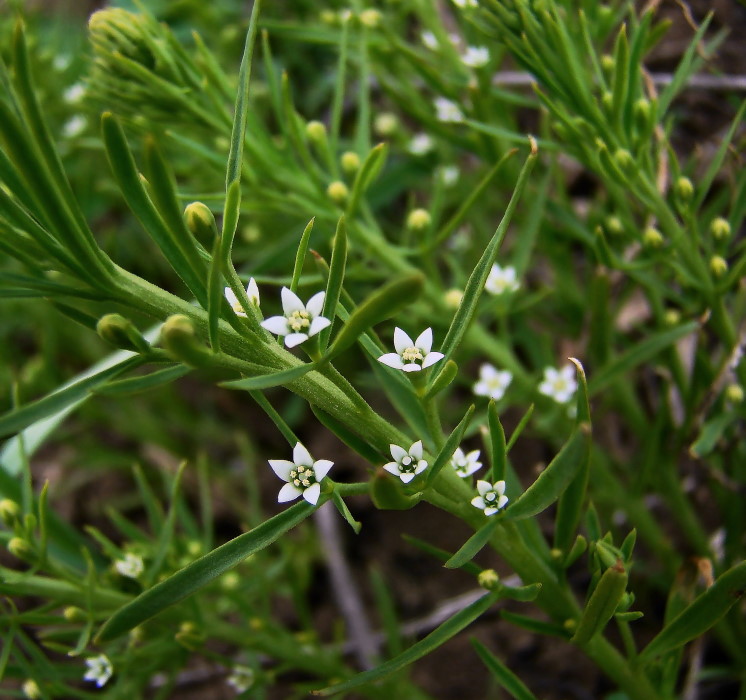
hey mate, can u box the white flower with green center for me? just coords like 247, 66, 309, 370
462, 46, 490, 68
451, 447, 482, 477
227, 665, 255, 693
434, 97, 465, 123
114, 552, 144, 579
269, 443, 333, 505
83, 654, 113, 688
383, 441, 428, 483
224, 278, 259, 318
538, 365, 578, 404
485, 263, 519, 295
472, 480, 508, 516
378, 328, 444, 372
260, 287, 331, 348
408, 133, 434, 156
473, 363, 512, 401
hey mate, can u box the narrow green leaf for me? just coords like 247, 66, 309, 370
290, 218, 316, 293
445, 519, 499, 570
610, 25, 629, 129
402, 534, 481, 576
426, 405, 475, 487
505, 424, 591, 521
487, 401, 507, 482
346, 143, 388, 218
221, 362, 316, 391
506, 404, 534, 453
314, 591, 500, 696
472, 639, 539, 700
501, 610, 568, 638
638, 561, 746, 664
311, 405, 384, 465
93, 365, 191, 397
320, 217, 347, 351
207, 235, 224, 352
249, 390, 299, 446
572, 562, 628, 645
331, 490, 361, 534
97, 499, 316, 642
329, 17, 349, 157
690, 412, 736, 458
424, 360, 458, 400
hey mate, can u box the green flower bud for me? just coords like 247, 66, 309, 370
633, 97, 652, 131
477, 569, 500, 591
370, 470, 421, 510
675, 176, 694, 202
359, 9, 382, 28
604, 215, 624, 236
407, 208, 431, 231
327, 180, 349, 205
643, 226, 664, 248
444, 288, 463, 309
613, 148, 634, 173
340, 151, 361, 174
184, 201, 218, 247
97, 314, 150, 353
373, 112, 398, 137
305, 120, 327, 143
320, 10, 338, 25
8, 537, 33, 561
601, 91, 614, 114
600, 54, 615, 74
160, 315, 212, 367
726, 384, 744, 404
663, 309, 681, 326
0, 498, 20, 527
710, 217, 731, 240
63, 606, 87, 622
709, 255, 728, 278
221, 571, 241, 591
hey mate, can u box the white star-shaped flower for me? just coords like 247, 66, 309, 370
383, 441, 428, 483
438, 165, 460, 186
378, 328, 444, 372
227, 665, 255, 693
83, 654, 113, 688
269, 443, 333, 506
485, 263, 519, 295
473, 364, 512, 401
260, 287, 331, 348
434, 97, 465, 123
224, 278, 260, 318
462, 46, 490, 68
408, 133, 434, 156
62, 115, 87, 138
63, 82, 86, 104
114, 552, 144, 579
538, 365, 578, 404
451, 447, 482, 477
471, 480, 508, 516
421, 30, 438, 50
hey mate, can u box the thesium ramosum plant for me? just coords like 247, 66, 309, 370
1, 0, 744, 697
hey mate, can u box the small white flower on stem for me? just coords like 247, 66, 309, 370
408, 133, 434, 156
438, 165, 459, 186
378, 328, 444, 372
269, 443, 333, 506
227, 665, 255, 693
83, 654, 113, 688
472, 480, 508, 516
225, 278, 260, 318
473, 364, 512, 401
485, 263, 519, 295
114, 552, 144, 579
63, 82, 86, 104
260, 287, 331, 348
538, 365, 578, 404
453, 0, 479, 8
462, 46, 490, 67
62, 115, 87, 138
451, 447, 482, 477
434, 97, 465, 123
383, 441, 428, 483
421, 30, 438, 50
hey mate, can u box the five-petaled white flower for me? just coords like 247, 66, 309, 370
451, 447, 482, 477
438, 165, 460, 186
485, 263, 519, 295
383, 441, 428, 483
84, 654, 113, 688
462, 46, 490, 68
225, 279, 260, 317
378, 328, 444, 372
227, 665, 255, 693
269, 443, 333, 506
434, 97, 465, 123
473, 364, 512, 401
260, 287, 331, 348
471, 480, 508, 516
114, 552, 144, 579
408, 133, 434, 156
538, 365, 578, 404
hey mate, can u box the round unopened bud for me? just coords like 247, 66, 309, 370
305, 120, 327, 143
340, 151, 361, 174
726, 383, 744, 403
710, 217, 731, 240
359, 9, 382, 28
373, 112, 398, 136
444, 288, 463, 309
643, 226, 664, 248
184, 201, 217, 246
550, 548, 563, 561
327, 180, 349, 205
407, 208, 431, 231
249, 617, 264, 631
477, 569, 500, 590
0, 498, 20, 526
563, 618, 578, 632
241, 224, 262, 243
633, 98, 651, 124
675, 176, 694, 202
601, 91, 613, 113
600, 54, 615, 74
187, 540, 202, 556
605, 215, 624, 236
663, 309, 681, 326
175, 621, 204, 650
160, 315, 211, 367
710, 255, 728, 278
8, 537, 32, 560
320, 9, 337, 25
22, 680, 41, 699
97, 313, 149, 353
221, 571, 241, 591
63, 606, 87, 622
613, 148, 634, 172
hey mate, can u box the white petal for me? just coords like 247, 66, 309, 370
538, 380, 553, 397
313, 459, 334, 480
308, 316, 331, 336
390, 444, 408, 462
292, 443, 313, 467
473, 381, 489, 397
484, 506, 499, 516
268, 459, 295, 482
261, 316, 290, 335
466, 450, 481, 464
543, 367, 559, 382
480, 363, 498, 380
561, 364, 576, 381
281, 287, 305, 314
378, 353, 405, 369
452, 447, 465, 462
402, 363, 422, 372
471, 496, 486, 509
394, 327, 414, 354
278, 483, 302, 502
414, 460, 428, 475
246, 278, 260, 304
284, 332, 309, 348
305, 291, 326, 317
494, 480, 506, 494
303, 483, 321, 505
497, 494, 509, 509
415, 327, 433, 353
383, 462, 401, 476
422, 352, 444, 368
410, 441, 423, 459
400, 473, 415, 483
224, 287, 239, 306
476, 480, 491, 495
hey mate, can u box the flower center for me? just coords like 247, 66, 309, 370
401, 346, 423, 363
290, 465, 316, 489
288, 310, 311, 332
399, 455, 416, 473
230, 299, 244, 314
552, 379, 567, 392
485, 491, 497, 502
